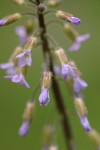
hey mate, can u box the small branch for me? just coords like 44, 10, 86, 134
36, 0, 76, 149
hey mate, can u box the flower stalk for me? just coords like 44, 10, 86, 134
36, 0, 75, 149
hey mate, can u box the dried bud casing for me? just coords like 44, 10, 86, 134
55, 48, 68, 64
64, 23, 78, 41
23, 102, 35, 121
74, 97, 87, 116
88, 129, 100, 145
24, 36, 37, 52
2, 13, 21, 25
43, 126, 55, 144
42, 72, 52, 89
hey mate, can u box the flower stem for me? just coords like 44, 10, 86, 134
36, 1, 76, 149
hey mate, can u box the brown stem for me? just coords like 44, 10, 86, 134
36, 1, 76, 149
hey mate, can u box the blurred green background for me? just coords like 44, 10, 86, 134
0, 0, 100, 150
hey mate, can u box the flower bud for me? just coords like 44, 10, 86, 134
56, 11, 81, 25
37, 3, 46, 13
13, 0, 25, 5
23, 101, 35, 121
88, 129, 100, 145
0, 13, 21, 26
25, 20, 35, 34
24, 36, 37, 52
64, 23, 78, 41
48, 0, 61, 6
55, 48, 68, 64
49, 145, 58, 150
74, 97, 87, 116
43, 126, 55, 144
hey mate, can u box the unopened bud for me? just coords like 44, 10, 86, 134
23, 101, 35, 121
48, 0, 61, 6
37, 3, 46, 13
74, 97, 87, 116
49, 145, 58, 150
88, 129, 100, 145
0, 13, 21, 26
56, 11, 81, 25
13, 0, 25, 5
64, 23, 78, 41
42, 72, 52, 89
43, 126, 55, 144
24, 36, 37, 52
55, 48, 68, 64
25, 20, 35, 34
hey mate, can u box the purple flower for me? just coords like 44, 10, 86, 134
15, 26, 27, 44
73, 76, 88, 94
19, 121, 29, 137
80, 115, 92, 132
0, 62, 14, 69
68, 17, 81, 25
39, 88, 50, 106
16, 50, 32, 67
0, 62, 16, 75
0, 19, 5, 26
4, 73, 30, 88
69, 34, 90, 51
53, 65, 61, 76
61, 63, 76, 80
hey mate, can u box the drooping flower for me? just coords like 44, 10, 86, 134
64, 24, 90, 51
4, 66, 30, 88
61, 63, 76, 80
19, 101, 35, 137
16, 50, 32, 67
19, 121, 30, 136
0, 62, 14, 69
80, 115, 92, 132
69, 34, 90, 51
39, 72, 52, 106
16, 36, 37, 67
39, 87, 50, 106
15, 26, 27, 44
73, 76, 88, 94
53, 64, 61, 76
0, 47, 22, 75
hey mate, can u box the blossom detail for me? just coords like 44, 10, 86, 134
39, 88, 50, 106
80, 115, 92, 132
4, 73, 30, 88
61, 63, 76, 80
69, 34, 90, 51
73, 77, 88, 94
16, 50, 32, 67
19, 121, 29, 137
